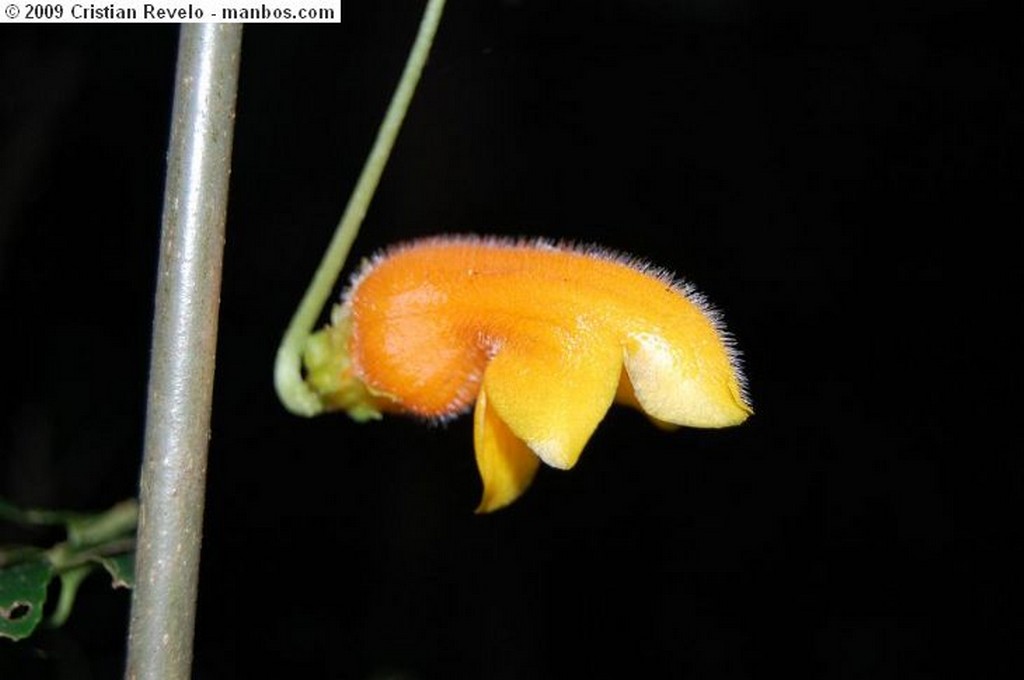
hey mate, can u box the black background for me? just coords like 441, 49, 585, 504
0, 1, 1013, 677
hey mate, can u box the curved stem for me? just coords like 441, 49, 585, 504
275, 0, 448, 416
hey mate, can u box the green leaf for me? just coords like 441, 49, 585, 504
0, 545, 44, 569
93, 553, 135, 590
0, 497, 137, 640
0, 560, 54, 640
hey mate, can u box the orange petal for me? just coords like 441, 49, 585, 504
306, 237, 752, 511
482, 324, 622, 470
341, 237, 748, 424
473, 387, 541, 513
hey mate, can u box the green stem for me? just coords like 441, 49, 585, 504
0, 497, 137, 541
47, 537, 137, 572
49, 565, 90, 628
274, 0, 448, 416
66, 499, 138, 548
0, 497, 77, 526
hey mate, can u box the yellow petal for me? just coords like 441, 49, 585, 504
473, 387, 541, 513
623, 331, 750, 428
614, 370, 679, 431
483, 326, 622, 470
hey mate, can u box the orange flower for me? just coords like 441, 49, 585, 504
304, 236, 751, 511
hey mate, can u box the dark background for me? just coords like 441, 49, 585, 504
0, 1, 1013, 677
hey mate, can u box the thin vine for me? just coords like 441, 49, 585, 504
274, 0, 448, 416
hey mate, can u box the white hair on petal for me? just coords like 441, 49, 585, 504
340, 233, 750, 409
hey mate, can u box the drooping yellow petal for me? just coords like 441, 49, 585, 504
482, 325, 622, 470
623, 331, 750, 428
473, 387, 541, 513
614, 370, 679, 431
